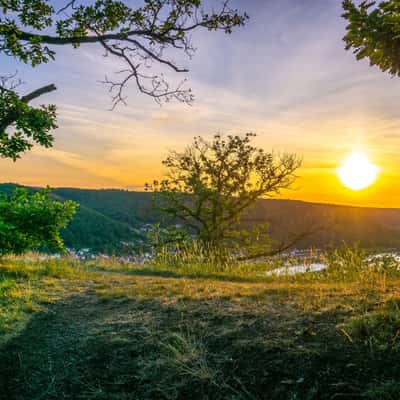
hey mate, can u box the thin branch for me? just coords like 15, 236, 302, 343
124, 38, 188, 73
1, 0, 247, 107
237, 223, 322, 261
99, 35, 192, 108
57, 1, 78, 15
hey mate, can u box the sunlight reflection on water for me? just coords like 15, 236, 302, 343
265, 263, 327, 276
266, 252, 400, 276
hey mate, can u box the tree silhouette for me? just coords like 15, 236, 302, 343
343, 0, 400, 77
147, 133, 301, 250
0, 0, 248, 159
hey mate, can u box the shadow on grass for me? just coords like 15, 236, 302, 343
92, 265, 279, 284
1, 285, 399, 400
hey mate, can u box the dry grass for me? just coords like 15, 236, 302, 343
0, 251, 400, 399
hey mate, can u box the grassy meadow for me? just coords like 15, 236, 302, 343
1, 250, 400, 400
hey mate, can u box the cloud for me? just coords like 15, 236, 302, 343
2, 0, 400, 206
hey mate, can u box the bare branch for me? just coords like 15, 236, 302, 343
21, 84, 57, 103
1, 1, 247, 107
57, 1, 78, 15
0, 71, 23, 92
237, 223, 322, 261
98, 35, 193, 109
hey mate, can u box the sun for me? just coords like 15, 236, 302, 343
338, 152, 378, 191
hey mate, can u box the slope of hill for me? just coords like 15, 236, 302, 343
0, 184, 144, 253
247, 199, 400, 249
2, 183, 400, 252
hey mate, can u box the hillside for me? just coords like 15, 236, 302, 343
2, 183, 400, 252
247, 198, 400, 249
0, 184, 146, 253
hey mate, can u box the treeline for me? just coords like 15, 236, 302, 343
2, 183, 400, 254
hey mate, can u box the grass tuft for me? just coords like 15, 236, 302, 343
341, 298, 400, 351
365, 380, 400, 400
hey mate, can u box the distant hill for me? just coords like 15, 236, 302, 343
2, 183, 400, 253
246, 199, 400, 250
0, 184, 146, 253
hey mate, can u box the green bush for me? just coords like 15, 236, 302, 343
0, 188, 77, 256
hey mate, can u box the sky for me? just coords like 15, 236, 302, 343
2, 0, 400, 208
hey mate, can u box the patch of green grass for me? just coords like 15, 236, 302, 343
365, 380, 400, 400
340, 298, 400, 352
0, 257, 89, 343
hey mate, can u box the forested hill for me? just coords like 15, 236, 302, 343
2, 183, 400, 253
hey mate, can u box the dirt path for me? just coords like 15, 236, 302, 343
0, 285, 103, 399
1, 271, 398, 400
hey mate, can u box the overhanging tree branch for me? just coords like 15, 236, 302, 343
237, 223, 321, 261
0, 0, 248, 107
21, 84, 57, 104
0, 1, 248, 159
1, 82, 56, 131
0, 75, 57, 160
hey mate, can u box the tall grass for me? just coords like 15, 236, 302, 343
154, 241, 235, 271
149, 242, 400, 285
320, 245, 400, 281
149, 240, 287, 280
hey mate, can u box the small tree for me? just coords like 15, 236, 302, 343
147, 133, 301, 254
342, 0, 400, 77
0, 188, 77, 256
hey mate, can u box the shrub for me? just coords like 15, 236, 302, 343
0, 188, 77, 256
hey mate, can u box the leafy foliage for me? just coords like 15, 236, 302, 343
0, 76, 56, 160
342, 0, 400, 76
0, 188, 77, 255
147, 223, 190, 251
147, 133, 300, 254
342, 298, 400, 352
0, 0, 54, 65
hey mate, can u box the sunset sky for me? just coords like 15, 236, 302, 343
2, 0, 400, 208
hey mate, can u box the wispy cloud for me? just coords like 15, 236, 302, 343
2, 0, 400, 206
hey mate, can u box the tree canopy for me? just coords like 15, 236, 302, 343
342, 0, 400, 76
0, 188, 77, 256
0, 0, 248, 160
0, 74, 57, 160
147, 133, 301, 252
